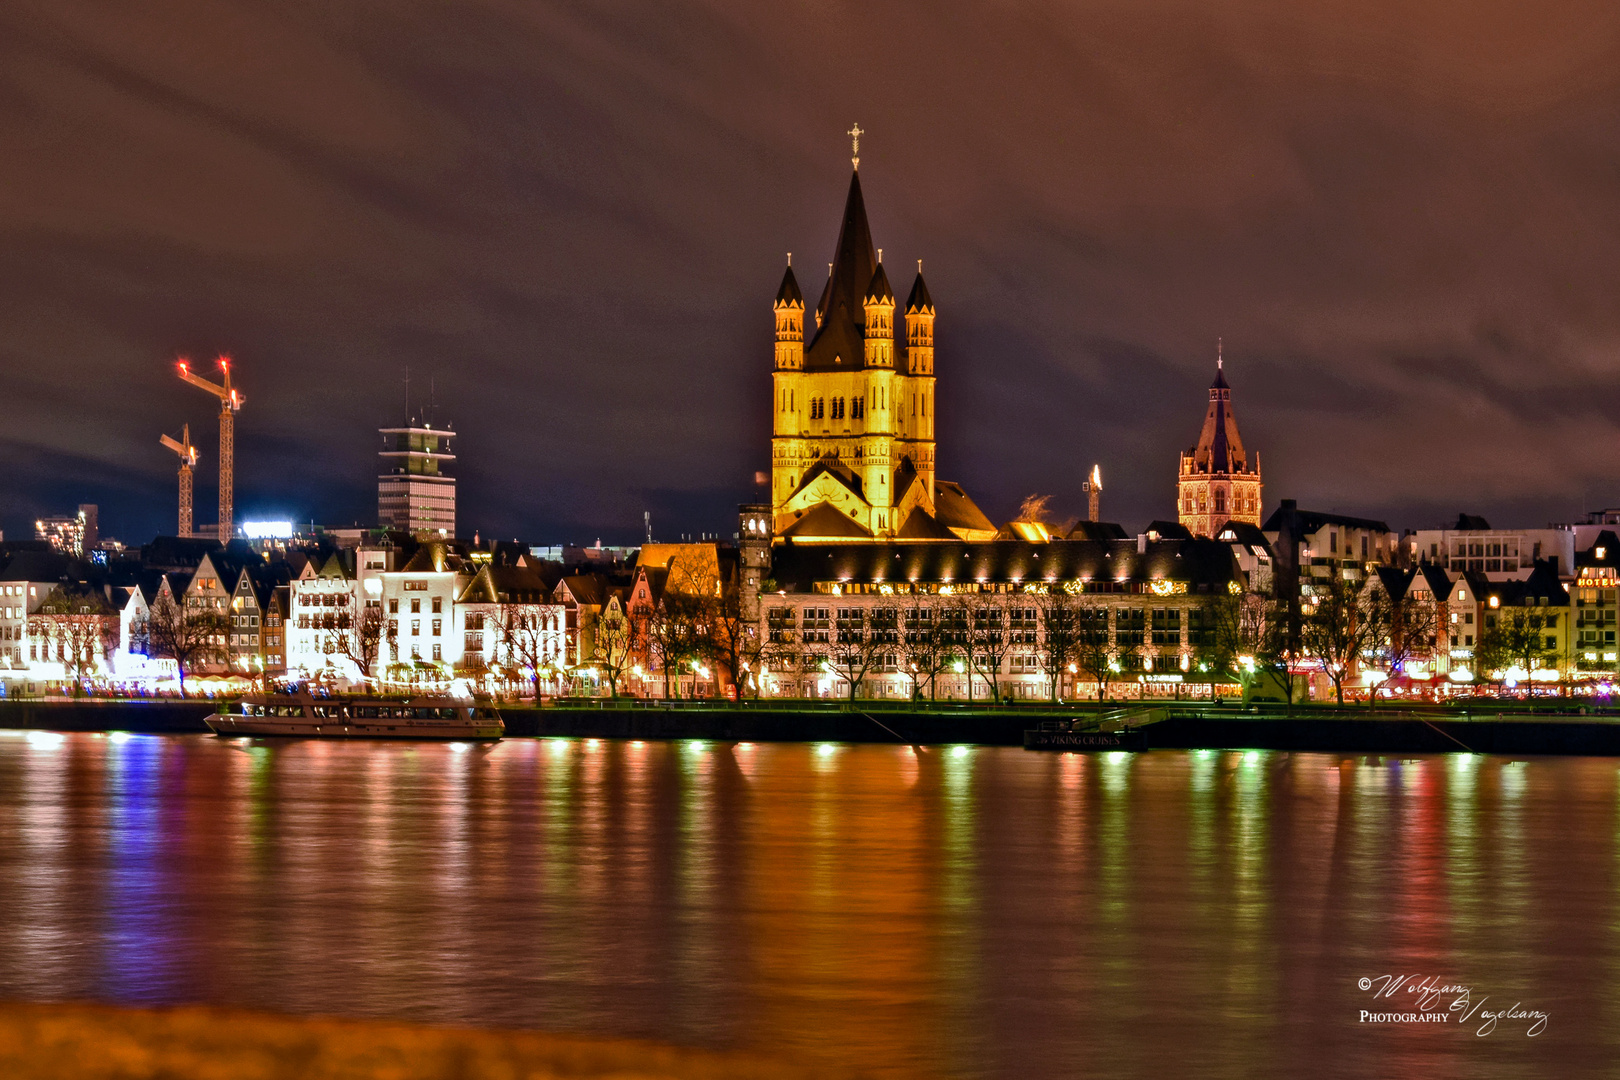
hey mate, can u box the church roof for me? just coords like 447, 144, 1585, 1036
775, 264, 803, 307
896, 506, 958, 540
1187, 358, 1249, 475
788, 457, 866, 503
781, 502, 875, 540
864, 262, 894, 305
934, 481, 996, 537
905, 271, 933, 314
806, 170, 895, 372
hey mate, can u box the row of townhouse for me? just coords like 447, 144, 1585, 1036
282, 543, 570, 691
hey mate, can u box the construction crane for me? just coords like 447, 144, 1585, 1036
158, 423, 199, 537
1083, 464, 1102, 522
177, 355, 245, 543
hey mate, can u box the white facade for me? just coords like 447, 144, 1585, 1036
1408, 527, 1575, 580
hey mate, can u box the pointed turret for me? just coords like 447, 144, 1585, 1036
905, 270, 933, 315
775, 264, 803, 307
863, 262, 895, 368
774, 260, 804, 371
903, 268, 935, 376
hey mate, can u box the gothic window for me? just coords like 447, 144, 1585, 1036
1198, 491, 1207, 512
1215, 490, 1225, 514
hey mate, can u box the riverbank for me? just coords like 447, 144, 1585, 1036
5, 698, 1620, 754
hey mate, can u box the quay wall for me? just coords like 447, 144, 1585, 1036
1, 700, 1619, 755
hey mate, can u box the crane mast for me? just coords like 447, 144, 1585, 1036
158, 424, 198, 537
177, 357, 245, 543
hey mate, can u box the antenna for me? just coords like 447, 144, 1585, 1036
645, 511, 653, 544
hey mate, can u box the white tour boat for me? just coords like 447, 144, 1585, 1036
207, 692, 504, 740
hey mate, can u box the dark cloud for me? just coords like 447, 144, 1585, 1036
3, 0, 1620, 544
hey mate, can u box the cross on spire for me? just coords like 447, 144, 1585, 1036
1217, 336, 1223, 370
848, 123, 864, 169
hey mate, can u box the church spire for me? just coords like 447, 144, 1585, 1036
805, 165, 880, 370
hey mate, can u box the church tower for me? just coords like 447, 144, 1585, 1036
769, 138, 944, 541
1178, 347, 1262, 538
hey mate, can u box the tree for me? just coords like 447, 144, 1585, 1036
1475, 604, 1556, 687
699, 592, 758, 701
145, 591, 227, 695
1034, 586, 1083, 703
1362, 585, 1440, 706
30, 587, 117, 692
826, 606, 882, 704
1072, 606, 1121, 704
648, 592, 705, 698
1300, 575, 1375, 705
589, 603, 638, 698
1196, 586, 1270, 695
901, 603, 956, 701
322, 592, 394, 685
500, 604, 566, 700
966, 593, 1015, 703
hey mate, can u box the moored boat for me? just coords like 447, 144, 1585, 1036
207, 691, 503, 740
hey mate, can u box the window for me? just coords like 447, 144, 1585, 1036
411, 598, 421, 613
412, 620, 420, 636
852, 396, 865, 419
432, 597, 442, 613
1214, 490, 1225, 514
432, 618, 441, 636
1361, 535, 1369, 559
832, 397, 845, 420
810, 398, 824, 420
1330, 531, 1338, 554
432, 644, 442, 661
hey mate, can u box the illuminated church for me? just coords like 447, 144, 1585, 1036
1177, 348, 1262, 538
769, 136, 993, 542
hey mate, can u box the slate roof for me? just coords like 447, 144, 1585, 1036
1455, 513, 1492, 530
781, 502, 874, 540
895, 506, 957, 540
458, 565, 551, 605
934, 481, 995, 535
1261, 506, 1393, 535
808, 171, 881, 373
1144, 521, 1193, 541
775, 264, 803, 307
1065, 521, 1130, 541
768, 538, 1241, 593
905, 271, 933, 314
0, 551, 69, 583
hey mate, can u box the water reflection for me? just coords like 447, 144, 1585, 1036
0, 737, 1613, 1078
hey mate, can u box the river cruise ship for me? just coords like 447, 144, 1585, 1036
207, 692, 504, 740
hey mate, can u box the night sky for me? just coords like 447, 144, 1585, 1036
4, 2, 1620, 546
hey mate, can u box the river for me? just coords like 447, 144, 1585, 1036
0, 732, 1610, 1077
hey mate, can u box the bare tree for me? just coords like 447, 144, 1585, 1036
1362, 585, 1441, 706
825, 606, 882, 704
648, 592, 705, 698
1033, 586, 1082, 703
901, 604, 956, 701
497, 605, 563, 700
145, 591, 227, 695
30, 587, 118, 692
1300, 575, 1374, 705
1070, 604, 1140, 704
1195, 586, 1270, 694
590, 603, 638, 698
967, 593, 1016, 703
321, 592, 393, 685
